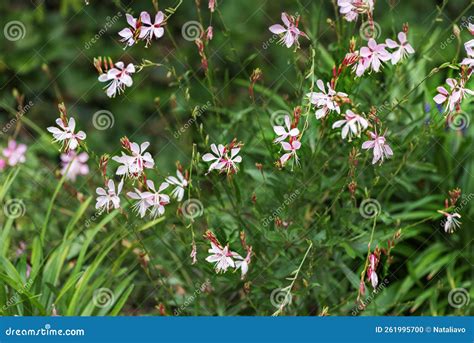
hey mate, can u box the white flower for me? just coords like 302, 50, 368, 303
118, 13, 138, 47
202, 143, 226, 173
127, 188, 153, 218
461, 40, 474, 68
307, 80, 347, 119
47, 117, 86, 151
98, 62, 135, 98
433, 78, 474, 112
95, 179, 123, 212
439, 211, 462, 234
385, 32, 415, 65
60, 151, 89, 181
145, 180, 170, 219
233, 249, 251, 280
202, 144, 242, 174
361, 131, 393, 165
165, 170, 188, 202
273, 115, 299, 143
206, 243, 235, 273
112, 141, 155, 178
332, 110, 369, 140
359, 39, 391, 73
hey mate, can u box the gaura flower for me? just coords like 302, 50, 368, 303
337, 0, 374, 22
361, 131, 393, 165
438, 211, 462, 234
95, 179, 123, 212
127, 188, 152, 218
165, 169, 188, 202
280, 139, 301, 166
47, 117, 86, 151
461, 40, 474, 68
2, 140, 27, 166
206, 242, 235, 273
269, 12, 308, 49
202, 143, 242, 174
367, 253, 379, 289
118, 13, 139, 47
60, 151, 89, 181
273, 115, 299, 143
144, 180, 170, 219
233, 247, 252, 280
433, 78, 473, 112
139, 11, 165, 46
385, 32, 415, 65
112, 141, 155, 178
307, 80, 348, 119
98, 61, 135, 98
359, 39, 391, 74
332, 110, 368, 140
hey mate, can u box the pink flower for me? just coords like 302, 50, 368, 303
112, 141, 155, 178
269, 12, 308, 49
362, 131, 393, 165
367, 253, 378, 289
208, 0, 216, 12
385, 32, 415, 65
139, 11, 165, 46
359, 39, 391, 74
3, 140, 27, 166
307, 80, 348, 119
273, 115, 299, 143
332, 110, 368, 140
47, 117, 86, 151
461, 40, 474, 68
95, 179, 123, 213
280, 139, 301, 166
337, 0, 374, 22
206, 243, 235, 273
0, 159, 6, 171
60, 151, 89, 181
98, 61, 135, 98
118, 13, 139, 47
433, 78, 473, 112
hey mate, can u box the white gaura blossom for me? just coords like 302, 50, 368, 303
206, 243, 235, 273
361, 131, 393, 165
145, 180, 170, 219
95, 179, 123, 213
307, 80, 348, 119
165, 170, 188, 202
385, 32, 415, 65
47, 117, 86, 151
113, 141, 155, 178
438, 211, 462, 233
273, 115, 299, 143
202, 143, 242, 174
332, 110, 368, 140
98, 62, 135, 98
